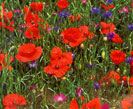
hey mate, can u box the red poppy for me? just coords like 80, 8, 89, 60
69, 14, 81, 23
130, 51, 133, 57
84, 97, 101, 109
44, 47, 73, 77
15, 43, 42, 63
110, 50, 126, 64
24, 6, 44, 28
108, 71, 121, 84
0, 54, 13, 71
57, 0, 69, 10
3, 93, 27, 109
44, 63, 70, 77
51, 52, 73, 66
121, 95, 133, 109
61, 28, 83, 47
25, 27, 41, 40
70, 98, 79, 109
0, 3, 14, 31
130, 60, 133, 75
50, 47, 73, 66
101, 3, 114, 11
70, 97, 101, 109
30, 2, 43, 12
78, 26, 95, 40
100, 22, 115, 34
111, 33, 123, 44
100, 76, 110, 85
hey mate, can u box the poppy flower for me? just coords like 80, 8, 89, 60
61, 28, 83, 47
84, 97, 101, 109
111, 33, 123, 44
121, 95, 133, 109
100, 76, 110, 85
25, 27, 41, 40
0, 54, 13, 71
70, 98, 79, 109
108, 71, 121, 84
3, 93, 27, 109
100, 22, 115, 34
101, 3, 114, 11
57, 0, 69, 10
70, 97, 101, 109
79, 26, 95, 40
50, 47, 73, 66
130, 51, 133, 57
30, 2, 43, 12
69, 14, 81, 23
15, 43, 42, 63
130, 60, 133, 75
0, 4, 14, 32
50, 52, 73, 66
110, 50, 126, 64
44, 63, 70, 77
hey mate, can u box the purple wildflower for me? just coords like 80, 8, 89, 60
94, 82, 100, 89
125, 57, 133, 64
6, 37, 11, 43
3, 83, 6, 90
128, 24, 133, 31
91, 7, 100, 14
81, 0, 88, 4
54, 93, 67, 102
30, 85, 35, 90
106, 32, 114, 40
59, 11, 70, 18
76, 88, 82, 97
102, 12, 112, 18
104, 0, 113, 4
29, 60, 38, 68
54, 26, 59, 31
72, 53, 75, 59
87, 62, 95, 68
102, 104, 110, 109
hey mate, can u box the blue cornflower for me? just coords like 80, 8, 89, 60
106, 32, 114, 40
104, 0, 113, 4
72, 53, 75, 59
59, 11, 70, 18
91, 7, 100, 14
128, 24, 133, 31
6, 37, 11, 43
94, 82, 100, 89
54, 26, 59, 31
3, 83, 6, 90
125, 57, 133, 64
29, 60, 38, 68
102, 12, 112, 18
87, 62, 95, 68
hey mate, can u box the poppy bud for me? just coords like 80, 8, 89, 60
102, 51, 105, 59
103, 37, 107, 41
116, 68, 120, 72
80, 43, 84, 49
40, 87, 44, 93
78, 64, 82, 70
61, 77, 67, 80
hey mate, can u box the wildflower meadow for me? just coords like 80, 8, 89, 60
0, 0, 133, 108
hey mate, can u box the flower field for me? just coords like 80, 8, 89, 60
0, 0, 133, 108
